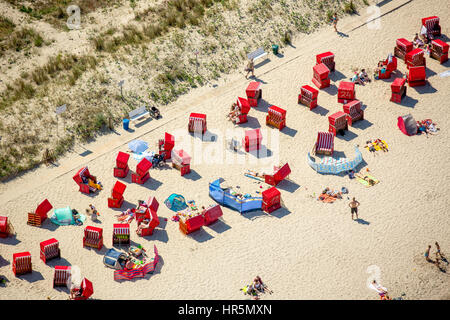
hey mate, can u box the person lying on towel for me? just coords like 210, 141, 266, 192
88, 178, 102, 191
355, 173, 376, 186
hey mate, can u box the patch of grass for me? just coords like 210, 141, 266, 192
0, 16, 15, 39
344, 1, 357, 14
1, 27, 45, 53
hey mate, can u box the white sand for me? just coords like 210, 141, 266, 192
1, 0, 450, 300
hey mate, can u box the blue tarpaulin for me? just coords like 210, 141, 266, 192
209, 179, 262, 214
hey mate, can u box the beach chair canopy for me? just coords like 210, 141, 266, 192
164, 194, 188, 212
397, 114, 418, 136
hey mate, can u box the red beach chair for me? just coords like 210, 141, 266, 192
27, 199, 53, 227
246, 81, 262, 107
329, 111, 348, 136
431, 39, 449, 64
262, 187, 281, 214
131, 157, 152, 184
391, 78, 407, 103
407, 66, 426, 87
159, 132, 175, 160
405, 48, 426, 69
337, 81, 356, 104
264, 163, 291, 186
114, 151, 130, 178
234, 97, 251, 124
314, 132, 334, 156
171, 149, 191, 176
312, 63, 330, 89
422, 16, 441, 37
108, 180, 127, 208
40, 238, 61, 263
394, 38, 413, 60
0, 216, 14, 238
343, 100, 364, 126
113, 224, 130, 246
83, 226, 103, 250
298, 85, 319, 110
137, 197, 160, 236
316, 51, 335, 71
73, 166, 98, 194
266, 105, 286, 131
243, 128, 262, 152
179, 214, 204, 235
12, 252, 32, 276
203, 205, 223, 225
188, 113, 207, 134
53, 266, 71, 288
71, 278, 93, 300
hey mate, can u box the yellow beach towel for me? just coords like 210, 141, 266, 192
356, 174, 380, 187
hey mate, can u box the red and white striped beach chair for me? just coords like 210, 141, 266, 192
243, 128, 262, 152
262, 187, 281, 214
108, 180, 127, 207
83, 226, 103, 250
407, 65, 426, 87
391, 78, 407, 103
328, 111, 348, 136
159, 132, 175, 160
264, 163, 291, 186
245, 81, 262, 107
314, 132, 334, 156
114, 151, 130, 178
343, 100, 364, 126
188, 113, 207, 134
394, 38, 413, 61
234, 97, 251, 124
312, 63, 330, 89
298, 85, 319, 110
405, 48, 426, 69
131, 158, 151, 185
40, 238, 61, 263
171, 149, 191, 176
422, 16, 441, 37
316, 52, 335, 72
266, 105, 286, 131
113, 224, 130, 246
431, 39, 449, 64
337, 81, 356, 104
53, 266, 71, 288
203, 205, 223, 225
73, 166, 98, 194
12, 252, 32, 276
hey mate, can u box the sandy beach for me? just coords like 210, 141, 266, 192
1, 0, 450, 300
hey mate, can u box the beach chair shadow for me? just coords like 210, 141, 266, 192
142, 177, 163, 191
335, 130, 358, 141
322, 84, 338, 96
311, 105, 329, 116
251, 146, 272, 159
330, 70, 347, 82
281, 126, 298, 137
108, 200, 136, 212
149, 229, 169, 243
253, 99, 271, 113
239, 116, 261, 129
0, 255, 10, 267
46, 257, 72, 268
398, 96, 419, 108
184, 169, 202, 181
242, 210, 267, 221
21, 271, 45, 283
188, 229, 214, 243
276, 179, 300, 193
0, 235, 21, 246
269, 206, 291, 219
206, 219, 231, 234
425, 67, 437, 77
41, 221, 60, 232
352, 119, 374, 130
413, 83, 437, 94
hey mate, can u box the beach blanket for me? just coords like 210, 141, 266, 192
356, 174, 379, 187
132, 151, 155, 162
318, 193, 338, 203
365, 140, 388, 152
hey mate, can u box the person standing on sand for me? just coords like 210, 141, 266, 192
331, 13, 338, 32
245, 58, 255, 79
435, 242, 448, 264
424, 245, 433, 263
349, 197, 360, 220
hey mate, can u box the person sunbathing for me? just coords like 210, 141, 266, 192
88, 178, 102, 191
413, 33, 425, 48
351, 72, 364, 85
355, 173, 376, 186
365, 141, 377, 156
70, 286, 83, 299
371, 280, 391, 300
116, 209, 134, 223
359, 69, 371, 83
373, 139, 388, 152
136, 219, 150, 235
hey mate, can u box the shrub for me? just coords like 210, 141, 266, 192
344, 1, 357, 14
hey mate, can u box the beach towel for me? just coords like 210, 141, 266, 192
318, 193, 337, 203
356, 174, 379, 187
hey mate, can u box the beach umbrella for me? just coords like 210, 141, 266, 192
128, 140, 148, 154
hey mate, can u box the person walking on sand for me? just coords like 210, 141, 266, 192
425, 245, 433, 263
349, 197, 360, 220
331, 13, 338, 32
245, 58, 255, 79
435, 242, 448, 264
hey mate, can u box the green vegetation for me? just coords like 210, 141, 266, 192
344, 1, 357, 14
